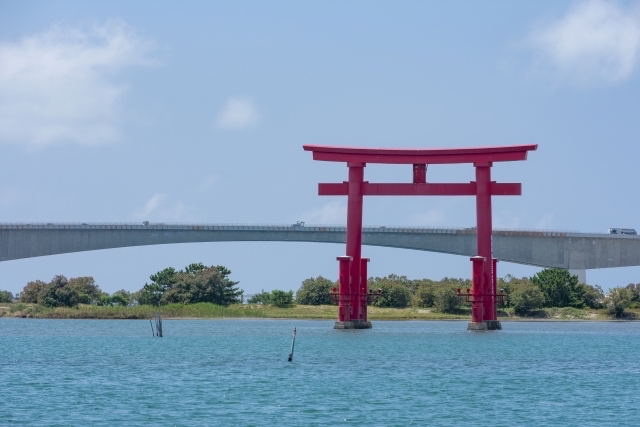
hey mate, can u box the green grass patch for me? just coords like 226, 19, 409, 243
1, 303, 638, 321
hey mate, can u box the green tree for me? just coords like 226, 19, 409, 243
40, 275, 80, 307
497, 275, 532, 308
412, 282, 436, 308
248, 291, 272, 304
433, 286, 462, 313
383, 274, 419, 294
20, 280, 48, 303
606, 287, 632, 318
0, 290, 13, 303
97, 293, 113, 306
582, 284, 605, 309
139, 267, 179, 305
270, 290, 294, 307
510, 285, 545, 316
624, 283, 640, 308
161, 265, 243, 306
149, 267, 178, 292
531, 268, 585, 308
138, 282, 164, 306
67, 276, 102, 304
296, 276, 336, 305
111, 289, 131, 306
370, 278, 412, 308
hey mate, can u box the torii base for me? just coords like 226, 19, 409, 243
467, 320, 502, 331
334, 320, 372, 329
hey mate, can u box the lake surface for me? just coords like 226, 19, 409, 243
1, 319, 639, 426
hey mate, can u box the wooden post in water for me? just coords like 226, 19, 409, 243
155, 313, 163, 337
151, 313, 163, 337
287, 327, 296, 362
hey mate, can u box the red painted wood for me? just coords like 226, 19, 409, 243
318, 182, 521, 196
471, 256, 485, 323
304, 144, 537, 164
305, 144, 536, 327
346, 164, 364, 322
475, 164, 494, 321
337, 256, 352, 322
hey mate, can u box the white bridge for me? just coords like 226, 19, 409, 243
2, 222, 639, 283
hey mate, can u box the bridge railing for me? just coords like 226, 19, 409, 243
0, 222, 583, 236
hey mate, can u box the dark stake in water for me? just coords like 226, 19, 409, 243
150, 313, 163, 337
287, 327, 296, 362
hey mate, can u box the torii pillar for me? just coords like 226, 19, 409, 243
304, 144, 537, 330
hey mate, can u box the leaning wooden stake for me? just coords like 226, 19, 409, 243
155, 313, 163, 337
287, 327, 296, 362
150, 313, 163, 337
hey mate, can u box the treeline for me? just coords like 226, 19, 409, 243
291, 269, 640, 318
6, 263, 242, 308
3, 266, 640, 318
19, 276, 132, 307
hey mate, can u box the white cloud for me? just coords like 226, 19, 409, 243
214, 96, 261, 129
133, 193, 191, 221
300, 201, 347, 224
0, 19, 154, 147
527, 0, 640, 84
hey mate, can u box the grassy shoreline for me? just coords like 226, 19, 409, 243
1, 302, 637, 321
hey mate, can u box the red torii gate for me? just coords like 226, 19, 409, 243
304, 144, 537, 331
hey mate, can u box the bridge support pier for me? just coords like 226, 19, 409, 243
569, 269, 587, 284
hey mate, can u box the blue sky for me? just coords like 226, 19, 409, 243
1, 0, 639, 295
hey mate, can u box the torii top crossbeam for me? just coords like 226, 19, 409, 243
304, 144, 537, 164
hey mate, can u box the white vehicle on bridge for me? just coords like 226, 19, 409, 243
608, 228, 637, 235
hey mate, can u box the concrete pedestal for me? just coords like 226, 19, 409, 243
334, 320, 372, 329
467, 320, 502, 331
485, 320, 502, 330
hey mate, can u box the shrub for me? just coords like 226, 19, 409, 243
624, 283, 640, 308
497, 275, 532, 308
67, 277, 101, 304
20, 280, 48, 303
97, 290, 131, 307
0, 290, 13, 303
433, 286, 462, 313
111, 290, 131, 306
371, 280, 412, 308
581, 284, 605, 309
270, 290, 294, 307
97, 293, 113, 306
412, 283, 436, 308
138, 283, 163, 306
606, 287, 632, 318
510, 286, 545, 316
248, 292, 272, 304
39, 275, 80, 307
296, 276, 336, 305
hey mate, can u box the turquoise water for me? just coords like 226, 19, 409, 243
1, 319, 640, 426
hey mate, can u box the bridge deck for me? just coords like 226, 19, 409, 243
0, 223, 638, 271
